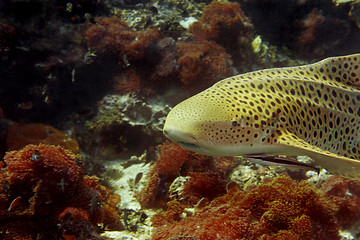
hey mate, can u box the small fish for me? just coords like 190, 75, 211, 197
8, 196, 22, 211
123, 54, 131, 67
134, 172, 143, 187
89, 190, 101, 214
44, 95, 51, 104
71, 68, 76, 83
83, 49, 96, 64
59, 178, 65, 192
137, 212, 147, 224
2, 181, 9, 192
31, 150, 42, 161
0, 159, 7, 168
244, 154, 319, 171
66, 2, 73, 12
163, 53, 360, 180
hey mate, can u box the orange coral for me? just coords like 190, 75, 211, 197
136, 142, 188, 208
6, 123, 79, 153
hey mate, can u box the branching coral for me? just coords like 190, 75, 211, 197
0, 144, 122, 239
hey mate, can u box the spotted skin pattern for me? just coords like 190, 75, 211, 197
163, 54, 360, 180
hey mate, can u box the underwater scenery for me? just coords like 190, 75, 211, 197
1, 0, 360, 239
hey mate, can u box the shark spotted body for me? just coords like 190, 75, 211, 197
163, 53, 360, 180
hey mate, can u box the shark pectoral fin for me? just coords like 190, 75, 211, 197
274, 130, 360, 180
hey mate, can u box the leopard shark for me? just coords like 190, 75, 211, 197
163, 53, 360, 180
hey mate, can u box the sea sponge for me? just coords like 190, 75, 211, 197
6, 123, 79, 153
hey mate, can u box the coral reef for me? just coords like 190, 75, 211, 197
0, 144, 122, 239
6, 123, 79, 153
82, 1, 258, 94
136, 141, 237, 208
151, 176, 341, 240
1, 0, 360, 239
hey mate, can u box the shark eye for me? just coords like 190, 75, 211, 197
232, 121, 238, 127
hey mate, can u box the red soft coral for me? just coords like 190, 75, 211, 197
189, 1, 252, 42
176, 40, 234, 87
0, 144, 122, 239
152, 177, 342, 240
136, 142, 237, 208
